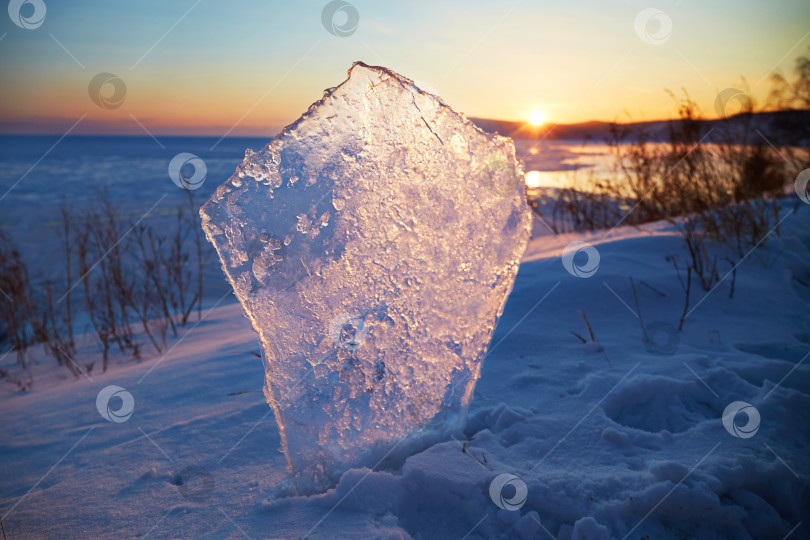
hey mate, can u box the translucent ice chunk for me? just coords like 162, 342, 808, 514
200, 62, 531, 494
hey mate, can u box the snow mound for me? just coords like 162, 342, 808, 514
200, 62, 531, 494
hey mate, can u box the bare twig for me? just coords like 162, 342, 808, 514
678, 266, 692, 331
725, 257, 737, 299
577, 310, 612, 367
629, 277, 647, 341
578, 310, 596, 342
640, 280, 667, 297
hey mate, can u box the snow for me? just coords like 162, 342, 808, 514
199, 63, 531, 495
2, 196, 808, 538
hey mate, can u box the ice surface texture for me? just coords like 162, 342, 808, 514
200, 62, 531, 494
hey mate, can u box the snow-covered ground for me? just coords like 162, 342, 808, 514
2, 198, 809, 539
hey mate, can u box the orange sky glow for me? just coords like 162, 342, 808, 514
1, 1, 808, 136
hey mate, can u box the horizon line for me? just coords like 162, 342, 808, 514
0, 108, 804, 138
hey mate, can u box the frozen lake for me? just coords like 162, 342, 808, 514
0, 134, 604, 274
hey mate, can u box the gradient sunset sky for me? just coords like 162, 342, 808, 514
1, 0, 808, 137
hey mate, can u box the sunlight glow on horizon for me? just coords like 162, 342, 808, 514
525, 170, 543, 188
0, 0, 808, 136
528, 111, 546, 126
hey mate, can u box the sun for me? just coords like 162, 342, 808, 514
528, 110, 546, 126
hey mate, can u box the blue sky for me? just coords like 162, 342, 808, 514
1, 0, 808, 135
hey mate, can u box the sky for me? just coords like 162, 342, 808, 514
0, 0, 808, 136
